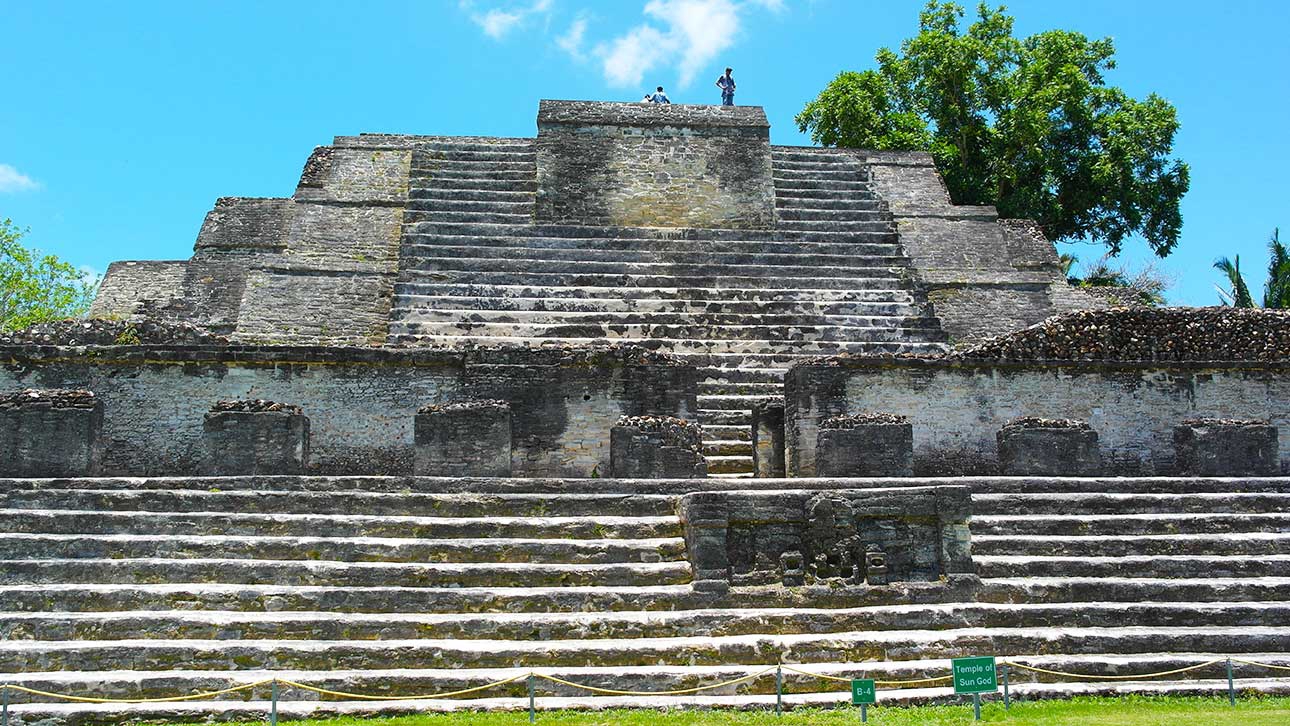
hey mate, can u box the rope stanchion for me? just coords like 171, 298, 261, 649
533, 667, 775, 697
269, 679, 278, 726
1227, 658, 1236, 707
1000, 659, 1225, 681
527, 673, 536, 724
775, 664, 782, 716
3, 684, 9, 726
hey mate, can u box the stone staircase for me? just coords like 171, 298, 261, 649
2, 475, 1288, 722
387, 140, 949, 475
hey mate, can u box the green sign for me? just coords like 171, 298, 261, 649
850, 678, 876, 705
952, 656, 998, 694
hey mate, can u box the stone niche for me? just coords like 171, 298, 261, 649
997, 417, 1101, 476
1174, 418, 1279, 476
0, 389, 103, 477
751, 400, 786, 478
815, 413, 914, 477
415, 400, 512, 477
535, 100, 776, 229
678, 486, 974, 597
202, 400, 309, 475
610, 415, 708, 478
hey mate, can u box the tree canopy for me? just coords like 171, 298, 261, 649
796, 2, 1190, 257
1, 218, 99, 331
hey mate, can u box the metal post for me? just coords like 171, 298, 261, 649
1002, 663, 1011, 710
860, 703, 868, 723
528, 673, 536, 724
2, 684, 9, 726
1227, 658, 1236, 707
270, 679, 279, 726
973, 692, 982, 721
775, 665, 782, 716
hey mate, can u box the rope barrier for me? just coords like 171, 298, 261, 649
275, 674, 528, 701
1000, 659, 1225, 681
1, 680, 273, 704
534, 668, 775, 696
0, 654, 1286, 708
1229, 658, 1290, 672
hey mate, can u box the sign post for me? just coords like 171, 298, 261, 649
850, 678, 876, 723
951, 656, 998, 722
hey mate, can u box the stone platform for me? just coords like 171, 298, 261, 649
1, 474, 1287, 722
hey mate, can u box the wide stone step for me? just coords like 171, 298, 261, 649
408, 220, 902, 243
974, 533, 1290, 558
391, 308, 936, 332
412, 158, 536, 171
417, 178, 537, 192
976, 554, 1290, 579
5, 602, 1288, 644
973, 513, 1290, 537
0, 534, 687, 565
0, 583, 698, 614
404, 211, 531, 224
384, 333, 946, 356
776, 208, 890, 222
0, 558, 692, 589
0, 491, 677, 518
775, 197, 883, 210
393, 283, 919, 305
404, 199, 534, 214
392, 294, 923, 318
411, 189, 536, 203
417, 150, 536, 163
776, 219, 896, 233
698, 394, 779, 411
775, 187, 880, 201
980, 577, 1290, 604
698, 409, 749, 427
697, 381, 782, 396
973, 492, 1290, 516
866, 477, 1290, 496
391, 270, 909, 291
703, 440, 752, 457
701, 425, 752, 443
396, 255, 909, 279
415, 168, 535, 181
773, 178, 873, 192
399, 242, 909, 268
697, 366, 784, 383
4, 626, 1287, 672
772, 168, 869, 181
387, 321, 942, 345
401, 230, 902, 256
0, 510, 686, 539
417, 139, 533, 154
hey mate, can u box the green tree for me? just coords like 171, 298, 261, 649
796, 1, 1190, 257
0, 218, 99, 331
1213, 229, 1288, 309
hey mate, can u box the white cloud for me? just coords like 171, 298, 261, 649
0, 164, 39, 193
467, 0, 554, 40
596, 0, 743, 89
748, 0, 785, 11
556, 15, 589, 59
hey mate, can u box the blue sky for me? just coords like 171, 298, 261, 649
2, 0, 1287, 305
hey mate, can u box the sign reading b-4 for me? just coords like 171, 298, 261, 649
952, 656, 998, 694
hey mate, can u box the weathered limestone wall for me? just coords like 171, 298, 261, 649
857, 150, 1106, 345
0, 346, 696, 477
92, 135, 410, 346
88, 261, 188, 319
535, 100, 775, 229
785, 359, 1290, 476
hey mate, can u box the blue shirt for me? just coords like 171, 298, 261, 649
650, 92, 670, 103
717, 75, 735, 92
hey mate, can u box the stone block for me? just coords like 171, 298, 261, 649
414, 400, 512, 477
997, 417, 1101, 476
202, 400, 309, 475
751, 400, 785, 478
610, 415, 707, 479
815, 413, 913, 477
0, 389, 103, 477
1174, 418, 1279, 476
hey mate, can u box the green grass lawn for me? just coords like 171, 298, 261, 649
271, 695, 1290, 726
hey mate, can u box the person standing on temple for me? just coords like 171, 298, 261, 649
716, 68, 735, 106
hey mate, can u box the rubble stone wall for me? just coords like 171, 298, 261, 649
535, 100, 776, 229
786, 359, 1290, 476
0, 346, 695, 477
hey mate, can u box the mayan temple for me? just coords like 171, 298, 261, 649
1, 101, 1287, 721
